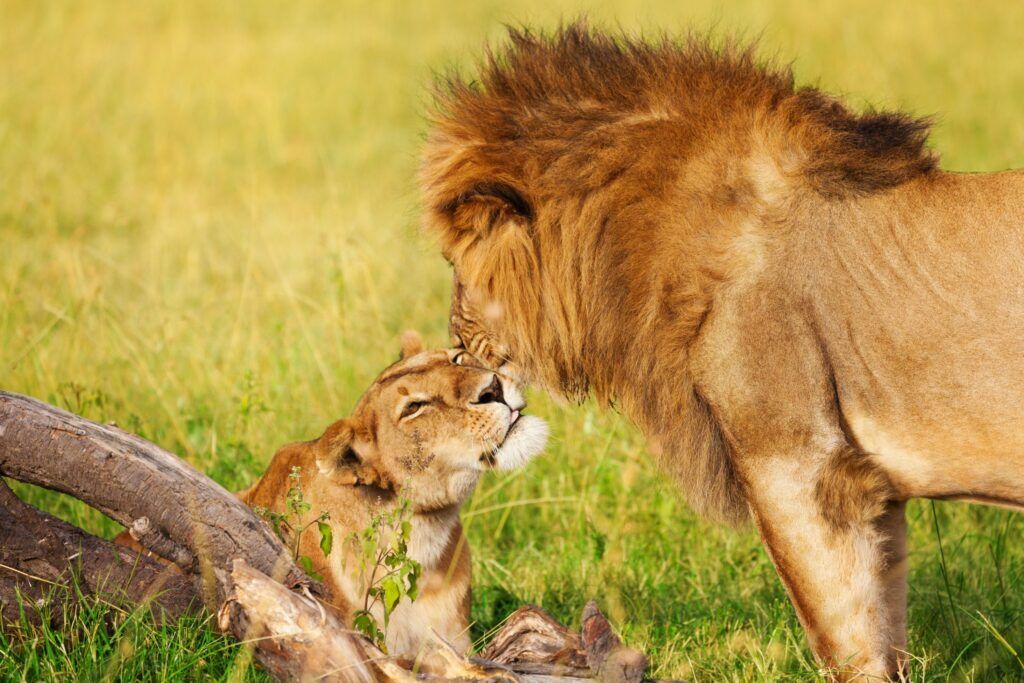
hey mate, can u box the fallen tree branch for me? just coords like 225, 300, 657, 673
221, 560, 609, 683
480, 604, 660, 683
0, 390, 313, 603
0, 478, 200, 627
481, 605, 589, 671
218, 559, 383, 682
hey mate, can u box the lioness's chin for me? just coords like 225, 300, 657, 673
493, 415, 548, 471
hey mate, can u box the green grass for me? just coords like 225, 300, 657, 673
2, 1, 1023, 680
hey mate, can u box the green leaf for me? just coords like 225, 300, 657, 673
405, 562, 421, 601
353, 611, 386, 650
400, 519, 412, 541
317, 521, 333, 557
381, 576, 402, 615
296, 552, 315, 581
352, 611, 374, 636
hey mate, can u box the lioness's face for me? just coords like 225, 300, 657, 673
328, 344, 547, 513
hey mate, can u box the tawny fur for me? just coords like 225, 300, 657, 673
422, 24, 937, 526
420, 23, 1024, 680
240, 338, 547, 660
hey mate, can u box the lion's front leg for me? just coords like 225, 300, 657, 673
738, 449, 909, 680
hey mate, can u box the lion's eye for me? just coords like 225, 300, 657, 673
400, 400, 428, 420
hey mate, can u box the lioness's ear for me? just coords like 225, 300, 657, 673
399, 329, 424, 359
441, 181, 533, 235
315, 419, 391, 489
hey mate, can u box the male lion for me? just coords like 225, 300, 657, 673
419, 24, 1024, 680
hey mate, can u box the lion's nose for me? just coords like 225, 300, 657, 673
474, 374, 505, 405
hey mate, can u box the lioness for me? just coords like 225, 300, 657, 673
419, 24, 1024, 680
240, 333, 548, 658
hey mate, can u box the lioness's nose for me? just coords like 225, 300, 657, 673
474, 374, 505, 405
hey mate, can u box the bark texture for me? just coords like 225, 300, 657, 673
0, 479, 200, 627
0, 390, 310, 599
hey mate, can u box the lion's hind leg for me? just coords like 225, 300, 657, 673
740, 445, 908, 680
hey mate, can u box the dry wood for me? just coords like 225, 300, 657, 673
218, 559, 383, 682
0, 390, 312, 602
128, 515, 196, 569
580, 602, 648, 683
479, 603, 667, 683
481, 605, 589, 674
221, 560, 603, 683
0, 479, 200, 627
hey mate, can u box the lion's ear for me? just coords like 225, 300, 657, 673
315, 419, 390, 489
399, 329, 424, 359
441, 181, 533, 235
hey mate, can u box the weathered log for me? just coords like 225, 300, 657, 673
0, 478, 200, 627
479, 604, 663, 683
481, 605, 590, 673
580, 602, 648, 683
0, 390, 312, 601
218, 559, 383, 683
221, 561, 639, 683
221, 559, 524, 682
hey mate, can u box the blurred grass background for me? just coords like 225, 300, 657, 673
2, 1, 1023, 680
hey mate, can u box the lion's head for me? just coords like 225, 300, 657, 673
313, 332, 548, 513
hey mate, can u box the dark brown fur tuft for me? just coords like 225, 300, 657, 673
815, 446, 895, 530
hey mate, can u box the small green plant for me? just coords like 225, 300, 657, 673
236, 370, 270, 423
254, 466, 333, 581
345, 498, 423, 652
251, 466, 421, 650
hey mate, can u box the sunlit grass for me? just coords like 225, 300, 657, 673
2, 1, 1022, 680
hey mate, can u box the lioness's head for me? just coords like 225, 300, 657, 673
314, 332, 548, 513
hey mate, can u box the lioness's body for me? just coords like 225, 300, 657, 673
240, 443, 472, 658
420, 25, 1023, 679
240, 338, 547, 659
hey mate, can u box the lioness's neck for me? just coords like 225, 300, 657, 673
409, 505, 463, 569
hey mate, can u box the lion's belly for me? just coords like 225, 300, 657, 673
813, 171, 1024, 505
847, 407, 1024, 505
828, 276, 1024, 503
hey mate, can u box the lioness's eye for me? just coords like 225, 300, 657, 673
400, 400, 427, 419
